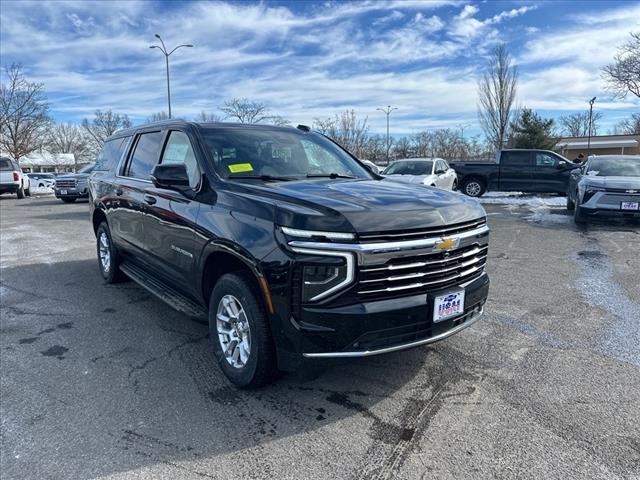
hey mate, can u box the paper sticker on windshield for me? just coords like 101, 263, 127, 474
228, 163, 254, 173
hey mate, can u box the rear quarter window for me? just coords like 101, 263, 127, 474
95, 137, 130, 172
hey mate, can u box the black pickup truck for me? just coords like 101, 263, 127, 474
451, 149, 575, 197
89, 120, 490, 387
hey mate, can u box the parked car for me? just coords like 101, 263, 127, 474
382, 158, 458, 190
89, 121, 490, 387
0, 156, 30, 198
54, 163, 95, 203
450, 149, 574, 197
567, 155, 640, 224
28, 172, 56, 188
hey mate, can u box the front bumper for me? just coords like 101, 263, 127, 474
55, 187, 88, 199
580, 191, 640, 217
297, 271, 489, 358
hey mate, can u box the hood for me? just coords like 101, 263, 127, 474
56, 173, 90, 181
231, 179, 485, 233
581, 175, 640, 190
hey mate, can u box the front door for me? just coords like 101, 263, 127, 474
532, 151, 571, 193
143, 130, 202, 298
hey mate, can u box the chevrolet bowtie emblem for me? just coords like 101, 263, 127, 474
434, 237, 459, 252
626, 189, 638, 194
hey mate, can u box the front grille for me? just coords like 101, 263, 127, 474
356, 243, 488, 300
358, 218, 486, 243
55, 180, 76, 188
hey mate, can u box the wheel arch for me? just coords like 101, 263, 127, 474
92, 208, 107, 235
200, 245, 273, 315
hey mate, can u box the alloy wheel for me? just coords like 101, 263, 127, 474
465, 181, 481, 196
216, 295, 251, 369
98, 232, 111, 273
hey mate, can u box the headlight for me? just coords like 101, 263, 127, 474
291, 248, 355, 302
583, 186, 605, 202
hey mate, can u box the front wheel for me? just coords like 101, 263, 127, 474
574, 203, 587, 225
566, 194, 575, 212
24, 187, 30, 197
452, 179, 458, 191
209, 272, 276, 388
461, 178, 485, 197
16, 185, 24, 199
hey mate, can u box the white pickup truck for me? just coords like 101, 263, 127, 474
0, 156, 31, 199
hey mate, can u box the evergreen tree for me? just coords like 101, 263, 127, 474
509, 108, 556, 149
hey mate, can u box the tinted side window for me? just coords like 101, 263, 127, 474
126, 132, 163, 180
535, 152, 558, 167
502, 152, 531, 166
0, 158, 12, 170
160, 131, 201, 188
95, 137, 129, 171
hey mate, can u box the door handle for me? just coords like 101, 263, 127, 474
144, 194, 157, 205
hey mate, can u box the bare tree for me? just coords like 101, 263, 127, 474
220, 98, 272, 124
477, 44, 518, 149
0, 63, 51, 162
602, 32, 640, 99
313, 110, 370, 158
393, 136, 414, 159
46, 123, 92, 171
612, 112, 640, 135
146, 111, 169, 123
559, 111, 603, 137
195, 111, 222, 122
269, 116, 291, 127
81, 109, 131, 155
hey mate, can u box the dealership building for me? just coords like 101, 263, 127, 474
556, 134, 640, 159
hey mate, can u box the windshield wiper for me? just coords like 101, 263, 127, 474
229, 175, 294, 182
306, 173, 357, 179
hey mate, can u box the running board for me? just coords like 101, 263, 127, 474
119, 262, 207, 321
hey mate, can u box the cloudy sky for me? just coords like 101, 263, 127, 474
1, 0, 639, 137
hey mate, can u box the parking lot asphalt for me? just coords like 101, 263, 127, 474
1, 194, 639, 480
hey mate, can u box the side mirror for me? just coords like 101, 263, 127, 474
151, 163, 190, 191
435, 169, 446, 175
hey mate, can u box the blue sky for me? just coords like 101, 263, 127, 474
1, 0, 639, 138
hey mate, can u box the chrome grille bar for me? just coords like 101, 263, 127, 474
361, 245, 488, 273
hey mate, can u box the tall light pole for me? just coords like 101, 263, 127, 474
377, 105, 398, 163
587, 96, 596, 159
456, 123, 472, 140
149, 34, 193, 119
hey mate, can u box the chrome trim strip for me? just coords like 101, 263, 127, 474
303, 308, 484, 358
361, 246, 488, 273
289, 247, 355, 302
357, 264, 484, 295
359, 255, 487, 284
282, 227, 355, 240
358, 221, 486, 240
288, 224, 489, 253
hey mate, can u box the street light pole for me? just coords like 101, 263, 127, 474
587, 96, 596, 159
150, 34, 193, 119
376, 105, 398, 163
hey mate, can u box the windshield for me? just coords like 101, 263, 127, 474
586, 157, 640, 177
384, 161, 433, 175
201, 128, 371, 180
78, 163, 95, 174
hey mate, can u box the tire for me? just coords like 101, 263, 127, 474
61, 198, 76, 203
209, 272, 276, 388
96, 222, 125, 283
452, 179, 458, 191
16, 185, 24, 199
574, 202, 587, 225
566, 194, 575, 212
25, 187, 30, 197
461, 177, 486, 197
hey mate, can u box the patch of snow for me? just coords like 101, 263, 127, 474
479, 192, 565, 207
30, 186, 54, 195
524, 205, 572, 225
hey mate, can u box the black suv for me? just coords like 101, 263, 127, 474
89, 121, 490, 387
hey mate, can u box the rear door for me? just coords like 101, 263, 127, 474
499, 151, 533, 191
112, 130, 164, 259
143, 129, 202, 297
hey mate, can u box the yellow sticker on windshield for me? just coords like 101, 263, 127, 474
228, 163, 254, 173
